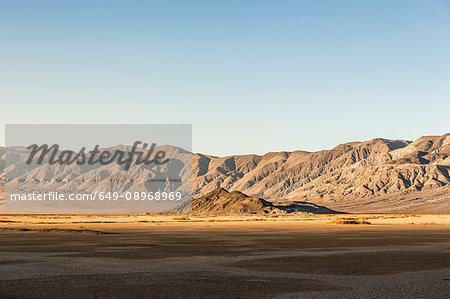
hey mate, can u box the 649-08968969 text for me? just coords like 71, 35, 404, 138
9, 191, 183, 201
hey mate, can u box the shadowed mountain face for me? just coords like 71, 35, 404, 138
1, 134, 449, 213
192, 134, 450, 213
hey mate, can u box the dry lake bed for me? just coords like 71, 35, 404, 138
0, 214, 449, 298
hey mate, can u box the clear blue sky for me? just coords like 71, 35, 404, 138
1, 0, 449, 156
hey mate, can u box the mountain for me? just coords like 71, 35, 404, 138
0, 145, 192, 213
1, 133, 449, 213
191, 188, 282, 215
190, 188, 343, 215
192, 134, 450, 212
0, 147, 4, 202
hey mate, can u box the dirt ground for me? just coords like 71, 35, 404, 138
0, 214, 449, 298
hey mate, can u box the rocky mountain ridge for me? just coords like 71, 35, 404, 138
192, 134, 449, 212
1, 133, 449, 213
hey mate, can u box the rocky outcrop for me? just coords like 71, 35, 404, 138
191, 188, 282, 215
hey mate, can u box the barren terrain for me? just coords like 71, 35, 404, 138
0, 214, 449, 298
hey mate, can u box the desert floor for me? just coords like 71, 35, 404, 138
0, 214, 449, 298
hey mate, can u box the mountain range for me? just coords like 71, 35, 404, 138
1, 133, 449, 213
191, 134, 449, 213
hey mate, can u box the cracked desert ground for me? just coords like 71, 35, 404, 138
0, 214, 449, 298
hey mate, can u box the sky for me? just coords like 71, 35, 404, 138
1, 0, 449, 156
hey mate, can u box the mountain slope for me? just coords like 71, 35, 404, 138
1, 134, 449, 213
192, 134, 450, 212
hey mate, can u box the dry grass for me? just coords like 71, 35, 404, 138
332, 218, 371, 225
172, 216, 190, 221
